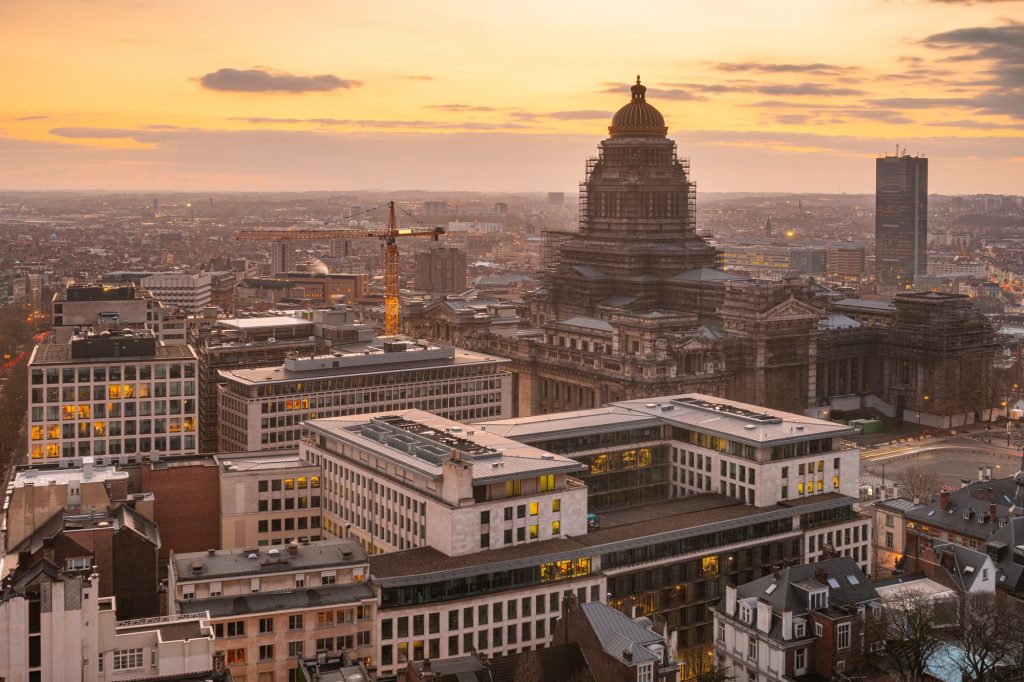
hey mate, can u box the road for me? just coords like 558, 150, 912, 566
860, 432, 1023, 487
0, 330, 48, 373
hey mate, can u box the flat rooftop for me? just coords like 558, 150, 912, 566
220, 340, 506, 386
214, 450, 315, 474
29, 339, 196, 365
306, 410, 586, 484
214, 316, 314, 331
12, 457, 128, 488
174, 540, 367, 581
117, 615, 210, 642
180, 581, 375, 618
482, 394, 852, 446
369, 492, 853, 585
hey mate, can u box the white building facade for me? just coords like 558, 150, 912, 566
140, 272, 212, 312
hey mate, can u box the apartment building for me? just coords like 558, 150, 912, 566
216, 450, 323, 549
300, 410, 588, 556
168, 540, 376, 681
28, 329, 198, 459
140, 272, 212, 312
217, 337, 511, 452
0, 560, 217, 682
711, 558, 881, 681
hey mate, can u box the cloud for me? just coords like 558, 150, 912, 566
227, 117, 530, 131
545, 110, 612, 120
401, 75, 434, 81
51, 127, 147, 139
711, 61, 856, 75
656, 82, 863, 97
925, 118, 1023, 129
920, 22, 1024, 117
14, 115, 49, 121
423, 104, 497, 112
198, 67, 362, 93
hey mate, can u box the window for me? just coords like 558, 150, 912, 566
815, 623, 823, 637
529, 502, 539, 516
885, 531, 894, 549
795, 647, 806, 671
321, 571, 336, 585
837, 622, 851, 650
65, 557, 91, 571
226, 648, 245, 664
529, 524, 538, 539
552, 498, 561, 513
748, 636, 757, 660
717, 622, 726, 643
288, 641, 303, 658
637, 662, 653, 682
480, 510, 490, 525
258, 644, 274, 661
289, 614, 303, 630
259, 617, 274, 634
113, 649, 144, 671
182, 585, 195, 600
539, 474, 554, 492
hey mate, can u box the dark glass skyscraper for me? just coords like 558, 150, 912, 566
875, 153, 927, 287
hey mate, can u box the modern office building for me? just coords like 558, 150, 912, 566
193, 306, 373, 452
216, 338, 511, 452
139, 272, 212, 312
480, 394, 861, 514
215, 450, 323, 549
415, 246, 467, 293
301, 409, 588, 556
168, 540, 377, 681
28, 329, 199, 459
875, 153, 928, 286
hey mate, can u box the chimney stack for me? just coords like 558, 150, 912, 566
756, 599, 772, 633
782, 608, 793, 641
725, 583, 737, 616
814, 567, 828, 585
979, 466, 985, 482
991, 502, 998, 524
940, 491, 951, 511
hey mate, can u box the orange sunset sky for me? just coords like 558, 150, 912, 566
1, 0, 1021, 194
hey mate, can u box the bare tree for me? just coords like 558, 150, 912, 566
866, 588, 950, 681
899, 465, 939, 503
513, 649, 543, 682
679, 646, 733, 682
954, 592, 1024, 681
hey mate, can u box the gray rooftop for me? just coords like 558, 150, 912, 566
580, 601, 664, 666
174, 540, 367, 581
556, 316, 614, 333
481, 393, 852, 446
29, 340, 196, 366
215, 316, 314, 331
305, 410, 586, 485
179, 581, 374, 618
214, 450, 316, 474
835, 298, 896, 312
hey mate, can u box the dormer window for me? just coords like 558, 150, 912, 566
795, 621, 807, 638
738, 603, 752, 624
809, 590, 827, 610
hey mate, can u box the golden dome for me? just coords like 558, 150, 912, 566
609, 76, 668, 138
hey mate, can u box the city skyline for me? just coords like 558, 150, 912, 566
1, 0, 1022, 194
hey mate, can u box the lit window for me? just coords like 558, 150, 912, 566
816, 479, 823, 492
31, 426, 43, 441
284, 478, 295, 490
529, 524, 539, 539
552, 498, 561, 513
539, 474, 554, 492
702, 555, 719, 576
529, 502, 539, 516
505, 479, 521, 497
552, 520, 560, 535
311, 476, 320, 488
833, 476, 840, 489
797, 482, 805, 495
298, 477, 308, 489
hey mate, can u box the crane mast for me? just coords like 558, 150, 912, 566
234, 200, 443, 336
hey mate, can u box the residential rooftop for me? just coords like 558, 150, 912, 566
305, 410, 586, 484
10, 456, 128, 488
178, 581, 374, 618
173, 540, 367, 582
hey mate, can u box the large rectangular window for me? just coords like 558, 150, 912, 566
113, 649, 144, 671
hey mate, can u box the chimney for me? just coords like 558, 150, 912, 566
725, 583, 737, 616
913, 495, 921, 505
288, 541, 299, 556
756, 599, 772, 633
979, 466, 985, 482
961, 479, 971, 490
940, 491, 951, 511
782, 608, 793, 641
986, 465, 993, 481
988, 487, 994, 503
814, 567, 828, 585
772, 565, 780, 579
991, 503, 998, 524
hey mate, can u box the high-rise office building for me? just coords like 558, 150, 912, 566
415, 246, 467, 293
875, 153, 927, 287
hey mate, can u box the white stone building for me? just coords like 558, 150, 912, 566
140, 272, 212, 313
0, 560, 216, 682
301, 409, 588, 556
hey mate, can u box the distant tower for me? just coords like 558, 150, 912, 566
875, 151, 928, 287
152, 197, 159, 214
764, 216, 772, 238
271, 241, 298, 275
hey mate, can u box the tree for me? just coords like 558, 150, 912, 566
678, 646, 733, 682
866, 588, 950, 681
953, 592, 1024, 682
899, 465, 939, 503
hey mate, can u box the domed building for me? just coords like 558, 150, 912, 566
534, 77, 723, 321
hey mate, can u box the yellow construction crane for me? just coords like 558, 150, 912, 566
235, 201, 444, 334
